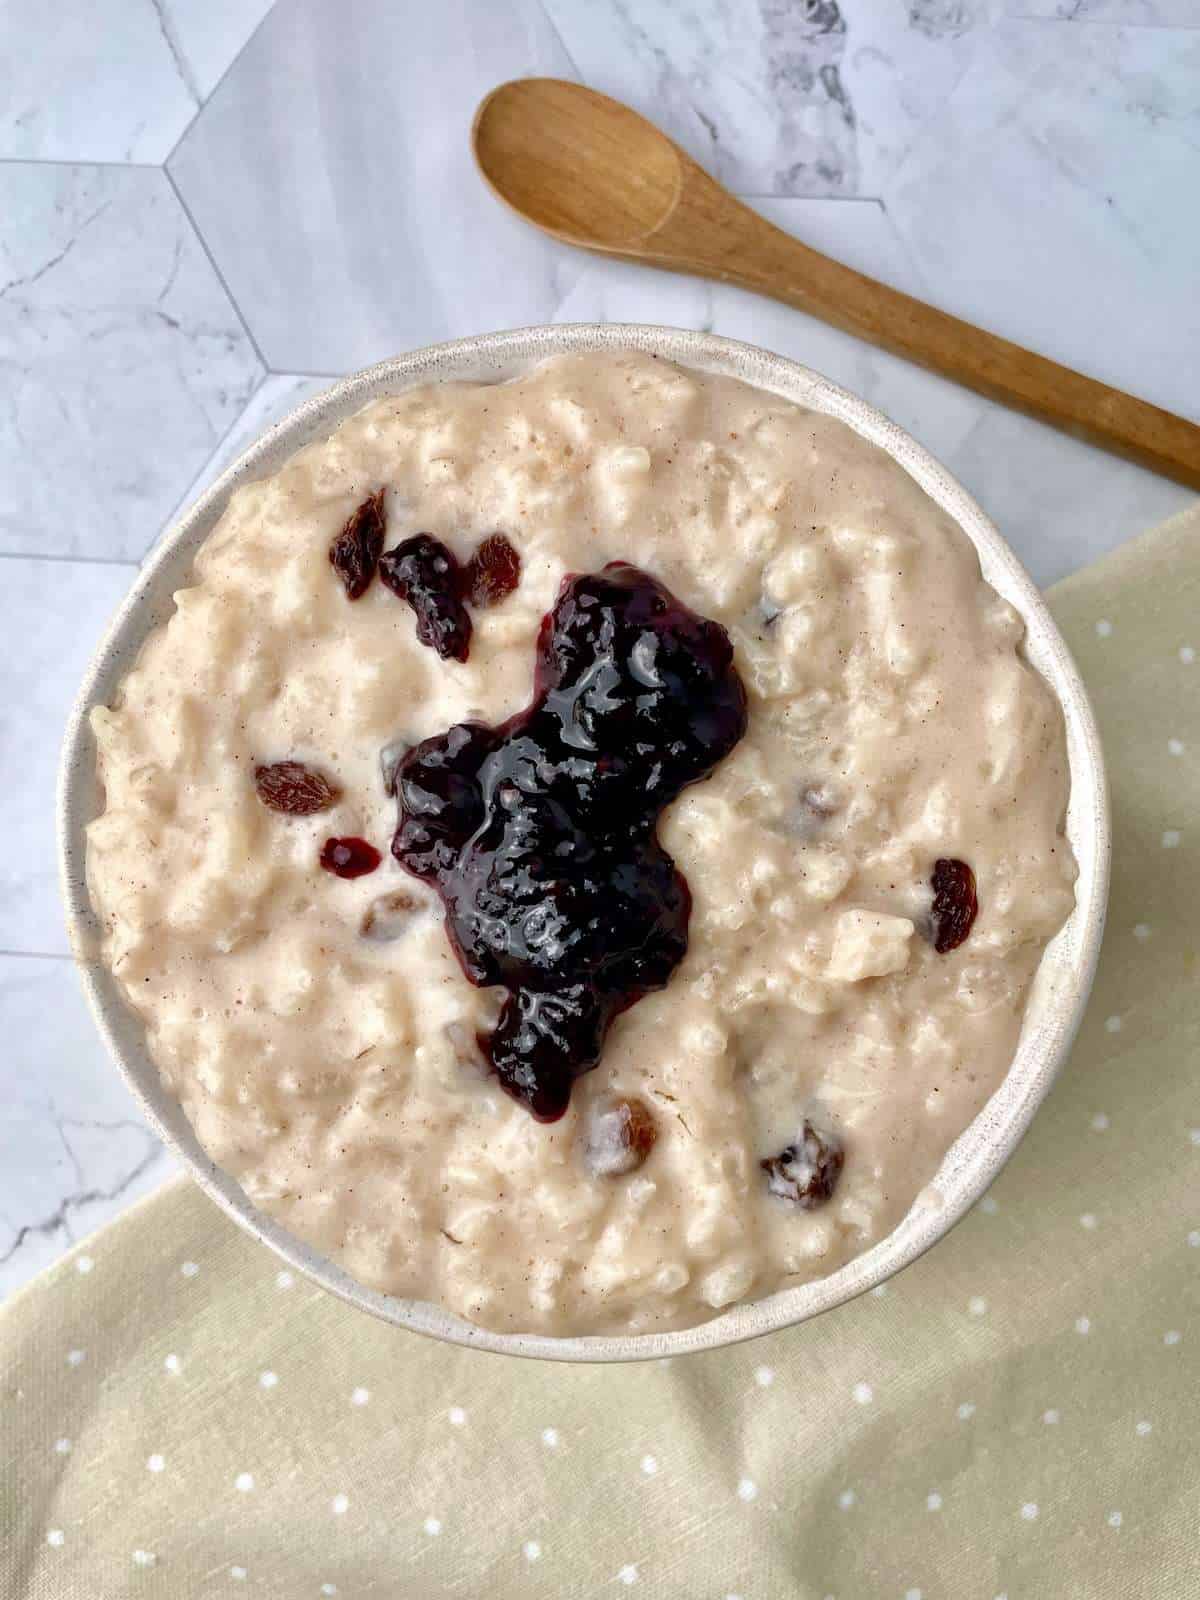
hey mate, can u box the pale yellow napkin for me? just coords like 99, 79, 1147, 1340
5, 507, 1198, 1600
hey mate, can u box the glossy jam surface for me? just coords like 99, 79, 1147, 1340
379, 534, 472, 662
392, 562, 748, 1119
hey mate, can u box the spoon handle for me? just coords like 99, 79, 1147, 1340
657, 189, 1200, 492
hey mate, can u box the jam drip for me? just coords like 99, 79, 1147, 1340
392, 562, 748, 1121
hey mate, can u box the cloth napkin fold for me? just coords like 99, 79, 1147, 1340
4, 506, 1198, 1600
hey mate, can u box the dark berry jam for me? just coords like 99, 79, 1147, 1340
320, 836, 382, 879
379, 534, 472, 662
392, 562, 748, 1121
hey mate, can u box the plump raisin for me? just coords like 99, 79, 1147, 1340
465, 533, 521, 608
255, 760, 341, 815
329, 489, 387, 600
931, 857, 978, 953
761, 1120, 844, 1209
582, 1095, 658, 1177
379, 534, 472, 662
319, 836, 382, 879
392, 562, 747, 1120
360, 889, 421, 940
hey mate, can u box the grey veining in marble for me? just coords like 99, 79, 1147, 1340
0, 0, 196, 162
2, 0, 1197, 1297
543, 0, 993, 196
1009, 0, 1200, 21
0, 163, 263, 560
0, 956, 177, 1298
0, 0, 283, 163
158, 0, 278, 101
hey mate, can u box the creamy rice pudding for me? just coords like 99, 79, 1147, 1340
87, 352, 1075, 1335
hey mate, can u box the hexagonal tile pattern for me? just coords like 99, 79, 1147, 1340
159, 0, 278, 100
168, 0, 583, 373
541, 0, 992, 197
0, 163, 263, 559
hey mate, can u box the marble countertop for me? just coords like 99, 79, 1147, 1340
2, 0, 1197, 1300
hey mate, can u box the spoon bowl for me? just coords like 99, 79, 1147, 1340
473, 78, 683, 251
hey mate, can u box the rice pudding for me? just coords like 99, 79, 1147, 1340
86, 351, 1076, 1335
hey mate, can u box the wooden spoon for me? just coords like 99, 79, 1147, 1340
473, 78, 1200, 492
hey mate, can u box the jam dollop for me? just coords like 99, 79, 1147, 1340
392, 562, 748, 1120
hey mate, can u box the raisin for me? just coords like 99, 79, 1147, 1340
931, 857, 978, 953
761, 1120, 844, 1209
582, 1095, 658, 1177
329, 489, 387, 600
255, 760, 341, 815
392, 562, 747, 1120
379, 534, 472, 662
465, 533, 521, 608
319, 836, 382, 879
360, 889, 421, 941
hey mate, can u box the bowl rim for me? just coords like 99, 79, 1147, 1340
58, 322, 1110, 1362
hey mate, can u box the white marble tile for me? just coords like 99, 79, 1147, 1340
160, 0, 278, 101
882, 20, 1200, 424
168, 0, 584, 373
0, 0, 198, 162
0, 558, 134, 956
0, 163, 263, 560
542, 0, 994, 197
1008, 0, 1200, 22
0, 955, 176, 1300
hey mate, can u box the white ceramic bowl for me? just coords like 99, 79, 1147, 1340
59, 324, 1109, 1361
